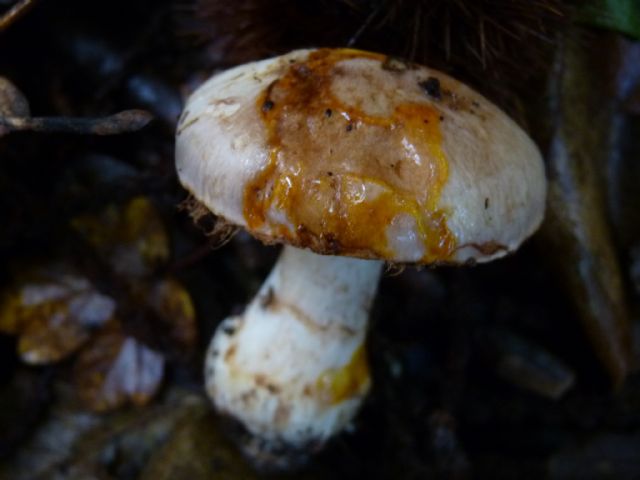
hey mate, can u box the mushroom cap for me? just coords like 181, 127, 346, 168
176, 48, 546, 264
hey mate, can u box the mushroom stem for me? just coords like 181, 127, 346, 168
205, 245, 383, 469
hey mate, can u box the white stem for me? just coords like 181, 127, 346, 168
205, 245, 383, 467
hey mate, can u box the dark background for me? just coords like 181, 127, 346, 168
1, 0, 639, 478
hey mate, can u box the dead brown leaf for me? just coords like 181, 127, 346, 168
71, 196, 169, 278
0, 267, 116, 364
143, 277, 197, 354
74, 322, 165, 412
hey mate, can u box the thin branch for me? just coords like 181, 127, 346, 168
0, 0, 39, 32
0, 109, 153, 137
347, 1, 384, 48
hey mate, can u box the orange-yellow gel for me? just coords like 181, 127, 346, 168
315, 343, 370, 405
243, 49, 456, 262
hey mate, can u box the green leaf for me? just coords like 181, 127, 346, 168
578, 0, 640, 39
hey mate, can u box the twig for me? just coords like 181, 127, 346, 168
346, 2, 384, 48
0, 109, 153, 136
0, 0, 39, 32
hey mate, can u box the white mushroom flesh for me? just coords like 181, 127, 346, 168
206, 246, 381, 464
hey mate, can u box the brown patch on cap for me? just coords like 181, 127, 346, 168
243, 48, 456, 263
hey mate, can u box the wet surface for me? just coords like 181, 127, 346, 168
245, 49, 454, 262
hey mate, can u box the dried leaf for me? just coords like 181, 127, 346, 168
140, 401, 261, 480
0, 288, 22, 334
145, 278, 197, 354
484, 329, 575, 400
0, 268, 116, 364
74, 324, 165, 412
542, 30, 633, 386
0, 386, 202, 480
0, 398, 100, 480
71, 196, 169, 278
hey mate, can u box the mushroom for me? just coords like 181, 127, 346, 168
175, 48, 546, 469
